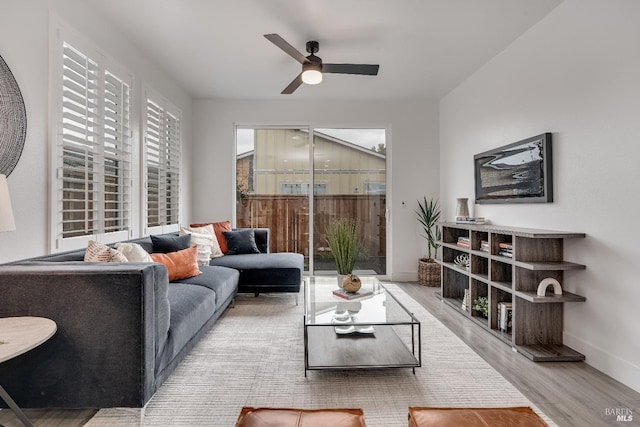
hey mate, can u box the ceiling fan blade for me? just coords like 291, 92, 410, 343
323, 63, 379, 75
264, 34, 308, 65
281, 73, 303, 94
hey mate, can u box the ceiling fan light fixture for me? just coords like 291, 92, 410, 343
301, 63, 323, 85
264, 34, 379, 93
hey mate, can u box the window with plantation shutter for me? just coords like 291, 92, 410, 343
144, 94, 181, 232
103, 71, 131, 233
52, 37, 132, 250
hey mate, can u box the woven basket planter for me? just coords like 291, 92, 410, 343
418, 258, 440, 287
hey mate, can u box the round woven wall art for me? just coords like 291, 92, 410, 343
0, 54, 27, 177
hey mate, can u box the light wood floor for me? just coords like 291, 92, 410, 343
1, 283, 638, 426
396, 283, 640, 427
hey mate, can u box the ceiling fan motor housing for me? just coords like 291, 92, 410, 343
305, 40, 320, 55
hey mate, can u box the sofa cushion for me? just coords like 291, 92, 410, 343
151, 234, 191, 253
180, 228, 214, 265
190, 221, 232, 254
156, 283, 217, 374
208, 253, 303, 291
223, 229, 260, 255
151, 246, 202, 281
84, 240, 128, 262
181, 225, 224, 259
126, 236, 154, 254
173, 265, 238, 307
115, 242, 153, 262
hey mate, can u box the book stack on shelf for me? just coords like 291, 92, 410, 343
480, 240, 489, 252
455, 216, 487, 224
498, 242, 513, 258
498, 302, 513, 334
456, 236, 470, 249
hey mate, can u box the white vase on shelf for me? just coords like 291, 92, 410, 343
456, 198, 470, 218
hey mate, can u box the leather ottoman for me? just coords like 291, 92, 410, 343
408, 406, 548, 427
235, 407, 367, 427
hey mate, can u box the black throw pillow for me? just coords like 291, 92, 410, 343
222, 229, 260, 255
151, 234, 191, 254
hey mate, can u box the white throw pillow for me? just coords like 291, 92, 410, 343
115, 242, 153, 263
181, 225, 224, 259
180, 227, 213, 265
85, 240, 128, 263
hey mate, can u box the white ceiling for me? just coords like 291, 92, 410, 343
85, 0, 562, 100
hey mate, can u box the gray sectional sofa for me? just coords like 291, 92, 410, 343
0, 228, 303, 409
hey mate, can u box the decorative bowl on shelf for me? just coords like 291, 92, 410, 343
454, 254, 470, 270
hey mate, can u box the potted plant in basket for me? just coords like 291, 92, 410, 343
416, 197, 441, 286
326, 218, 363, 288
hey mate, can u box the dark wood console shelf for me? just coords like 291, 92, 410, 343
437, 222, 586, 362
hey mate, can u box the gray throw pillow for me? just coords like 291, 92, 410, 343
223, 229, 260, 255
151, 234, 191, 253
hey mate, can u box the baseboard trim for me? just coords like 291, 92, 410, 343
390, 271, 418, 282
564, 331, 640, 393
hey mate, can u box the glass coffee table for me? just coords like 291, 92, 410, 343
303, 276, 421, 376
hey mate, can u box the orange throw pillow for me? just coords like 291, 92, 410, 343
190, 220, 232, 254
151, 246, 202, 281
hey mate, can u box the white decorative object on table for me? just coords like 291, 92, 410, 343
537, 278, 563, 296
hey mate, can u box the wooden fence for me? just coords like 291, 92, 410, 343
236, 194, 386, 257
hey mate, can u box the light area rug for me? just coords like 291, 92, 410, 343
86, 283, 556, 427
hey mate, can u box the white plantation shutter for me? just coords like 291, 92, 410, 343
55, 40, 132, 246
145, 96, 181, 229
60, 43, 100, 238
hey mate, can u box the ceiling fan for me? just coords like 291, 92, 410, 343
264, 33, 380, 94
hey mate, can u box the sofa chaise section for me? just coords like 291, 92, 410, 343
208, 228, 304, 296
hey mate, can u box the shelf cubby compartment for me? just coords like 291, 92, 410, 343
489, 287, 513, 334
514, 268, 562, 294
471, 230, 489, 253
513, 268, 586, 303
470, 279, 489, 326
491, 233, 513, 258
442, 267, 469, 313
514, 236, 562, 262
490, 259, 512, 289
513, 298, 585, 362
470, 254, 488, 280
442, 226, 470, 245
442, 245, 470, 273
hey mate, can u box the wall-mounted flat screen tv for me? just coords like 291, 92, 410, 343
474, 133, 552, 204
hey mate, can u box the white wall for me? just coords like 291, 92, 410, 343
192, 99, 439, 280
0, 0, 192, 262
440, 0, 640, 391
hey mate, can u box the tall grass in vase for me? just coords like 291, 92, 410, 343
326, 218, 362, 276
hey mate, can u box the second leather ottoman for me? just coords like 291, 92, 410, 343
408, 406, 548, 427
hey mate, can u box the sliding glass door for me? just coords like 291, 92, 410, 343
235, 126, 386, 276
235, 127, 310, 258
312, 129, 386, 275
